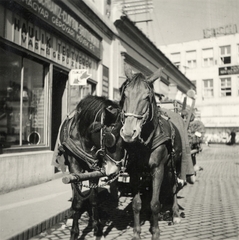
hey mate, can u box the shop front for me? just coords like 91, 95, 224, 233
0, 0, 102, 193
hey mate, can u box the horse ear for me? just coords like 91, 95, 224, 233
124, 64, 133, 79
147, 67, 164, 84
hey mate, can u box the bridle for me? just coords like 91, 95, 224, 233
58, 108, 124, 172
93, 111, 124, 167
121, 79, 155, 127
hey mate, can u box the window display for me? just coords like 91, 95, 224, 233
0, 48, 47, 149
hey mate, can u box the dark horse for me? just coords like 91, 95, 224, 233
120, 69, 184, 240
53, 95, 124, 240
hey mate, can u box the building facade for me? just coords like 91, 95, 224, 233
0, 0, 194, 193
160, 29, 239, 144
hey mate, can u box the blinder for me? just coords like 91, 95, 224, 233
89, 107, 120, 160
104, 131, 116, 148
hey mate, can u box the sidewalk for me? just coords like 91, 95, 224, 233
0, 174, 72, 240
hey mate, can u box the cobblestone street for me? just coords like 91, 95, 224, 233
31, 144, 239, 240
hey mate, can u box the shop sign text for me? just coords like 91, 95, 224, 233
219, 65, 239, 76
203, 24, 237, 38
1, 8, 98, 78
15, 0, 101, 58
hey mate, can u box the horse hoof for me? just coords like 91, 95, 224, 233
132, 234, 141, 240
173, 217, 181, 224
95, 236, 105, 240
152, 233, 160, 240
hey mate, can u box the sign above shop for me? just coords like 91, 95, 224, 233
69, 69, 92, 86
14, 0, 101, 58
219, 65, 239, 76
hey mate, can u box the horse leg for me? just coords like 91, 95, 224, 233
130, 174, 142, 240
70, 210, 81, 240
150, 147, 168, 240
70, 184, 84, 240
172, 185, 181, 224
89, 180, 103, 237
150, 166, 163, 240
132, 192, 142, 240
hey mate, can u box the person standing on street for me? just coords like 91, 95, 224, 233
226, 130, 236, 145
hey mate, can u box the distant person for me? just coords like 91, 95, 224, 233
226, 130, 236, 145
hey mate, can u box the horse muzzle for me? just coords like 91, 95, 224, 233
120, 124, 141, 143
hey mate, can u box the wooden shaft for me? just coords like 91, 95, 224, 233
62, 171, 105, 184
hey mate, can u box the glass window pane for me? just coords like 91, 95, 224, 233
0, 48, 21, 148
23, 58, 45, 146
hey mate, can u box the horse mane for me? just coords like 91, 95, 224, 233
75, 95, 118, 137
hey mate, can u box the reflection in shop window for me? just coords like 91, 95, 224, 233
0, 48, 46, 150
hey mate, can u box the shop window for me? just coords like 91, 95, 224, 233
203, 79, 213, 98
219, 45, 231, 65
0, 48, 47, 150
220, 77, 231, 97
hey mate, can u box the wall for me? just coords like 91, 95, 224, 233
0, 151, 54, 194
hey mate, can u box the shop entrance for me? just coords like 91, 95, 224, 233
51, 69, 68, 151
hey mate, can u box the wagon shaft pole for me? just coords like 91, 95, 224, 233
62, 171, 105, 184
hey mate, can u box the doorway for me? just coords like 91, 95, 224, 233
51, 69, 68, 151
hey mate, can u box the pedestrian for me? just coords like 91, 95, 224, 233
226, 130, 236, 145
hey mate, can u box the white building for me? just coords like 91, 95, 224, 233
159, 29, 239, 144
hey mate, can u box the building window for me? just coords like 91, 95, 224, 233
219, 45, 231, 65
203, 79, 213, 98
186, 50, 197, 68
202, 48, 214, 67
0, 48, 47, 149
170, 53, 181, 68
220, 77, 231, 96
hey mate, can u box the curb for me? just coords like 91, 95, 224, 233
8, 209, 71, 240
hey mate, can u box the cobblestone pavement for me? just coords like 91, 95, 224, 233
31, 144, 239, 240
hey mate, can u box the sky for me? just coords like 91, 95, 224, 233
129, 0, 239, 46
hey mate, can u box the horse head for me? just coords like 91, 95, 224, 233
120, 68, 164, 143
76, 95, 124, 177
